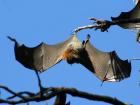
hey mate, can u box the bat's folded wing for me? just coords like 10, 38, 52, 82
77, 41, 131, 82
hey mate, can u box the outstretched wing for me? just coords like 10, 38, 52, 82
8, 35, 80, 72
8, 35, 131, 82
74, 40, 131, 82
111, 1, 140, 30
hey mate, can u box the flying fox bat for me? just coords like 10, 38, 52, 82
8, 35, 131, 82
111, 1, 140, 29
111, 1, 140, 41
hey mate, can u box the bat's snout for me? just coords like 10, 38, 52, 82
62, 48, 80, 64
62, 44, 84, 64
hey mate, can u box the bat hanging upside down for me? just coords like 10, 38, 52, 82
7, 35, 131, 82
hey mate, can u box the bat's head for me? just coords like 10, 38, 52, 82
62, 36, 84, 64
63, 34, 92, 64
64, 45, 84, 64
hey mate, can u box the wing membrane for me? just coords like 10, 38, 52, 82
12, 35, 79, 72
75, 41, 131, 81
8, 35, 131, 82
111, 1, 140, 29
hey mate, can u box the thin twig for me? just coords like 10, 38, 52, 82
8, 92, 35, 99
0, 85, 27, 100
34, 70, 44, 96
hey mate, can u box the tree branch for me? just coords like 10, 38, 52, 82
53, 92, 67, 105
0, 85, 27, 100
0, 85, 131, 105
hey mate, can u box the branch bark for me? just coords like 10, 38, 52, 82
0, 85, 131, 105
53, 92, 67, 105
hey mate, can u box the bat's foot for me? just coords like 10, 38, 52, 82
90, 17, 111, 32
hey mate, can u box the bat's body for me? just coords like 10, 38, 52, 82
8, 35, 131, 82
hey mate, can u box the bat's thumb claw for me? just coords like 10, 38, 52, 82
7, 36, 17, 43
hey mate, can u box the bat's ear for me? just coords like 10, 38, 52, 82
85, 34, 91, 44
82, 40, 85, 45
87, 34, 91, 40
82, 34, 91, 48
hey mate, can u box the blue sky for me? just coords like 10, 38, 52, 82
0, 0, 140, 105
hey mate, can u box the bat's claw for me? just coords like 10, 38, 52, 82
7, 36, 17, 44
90, 17, 111, 32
